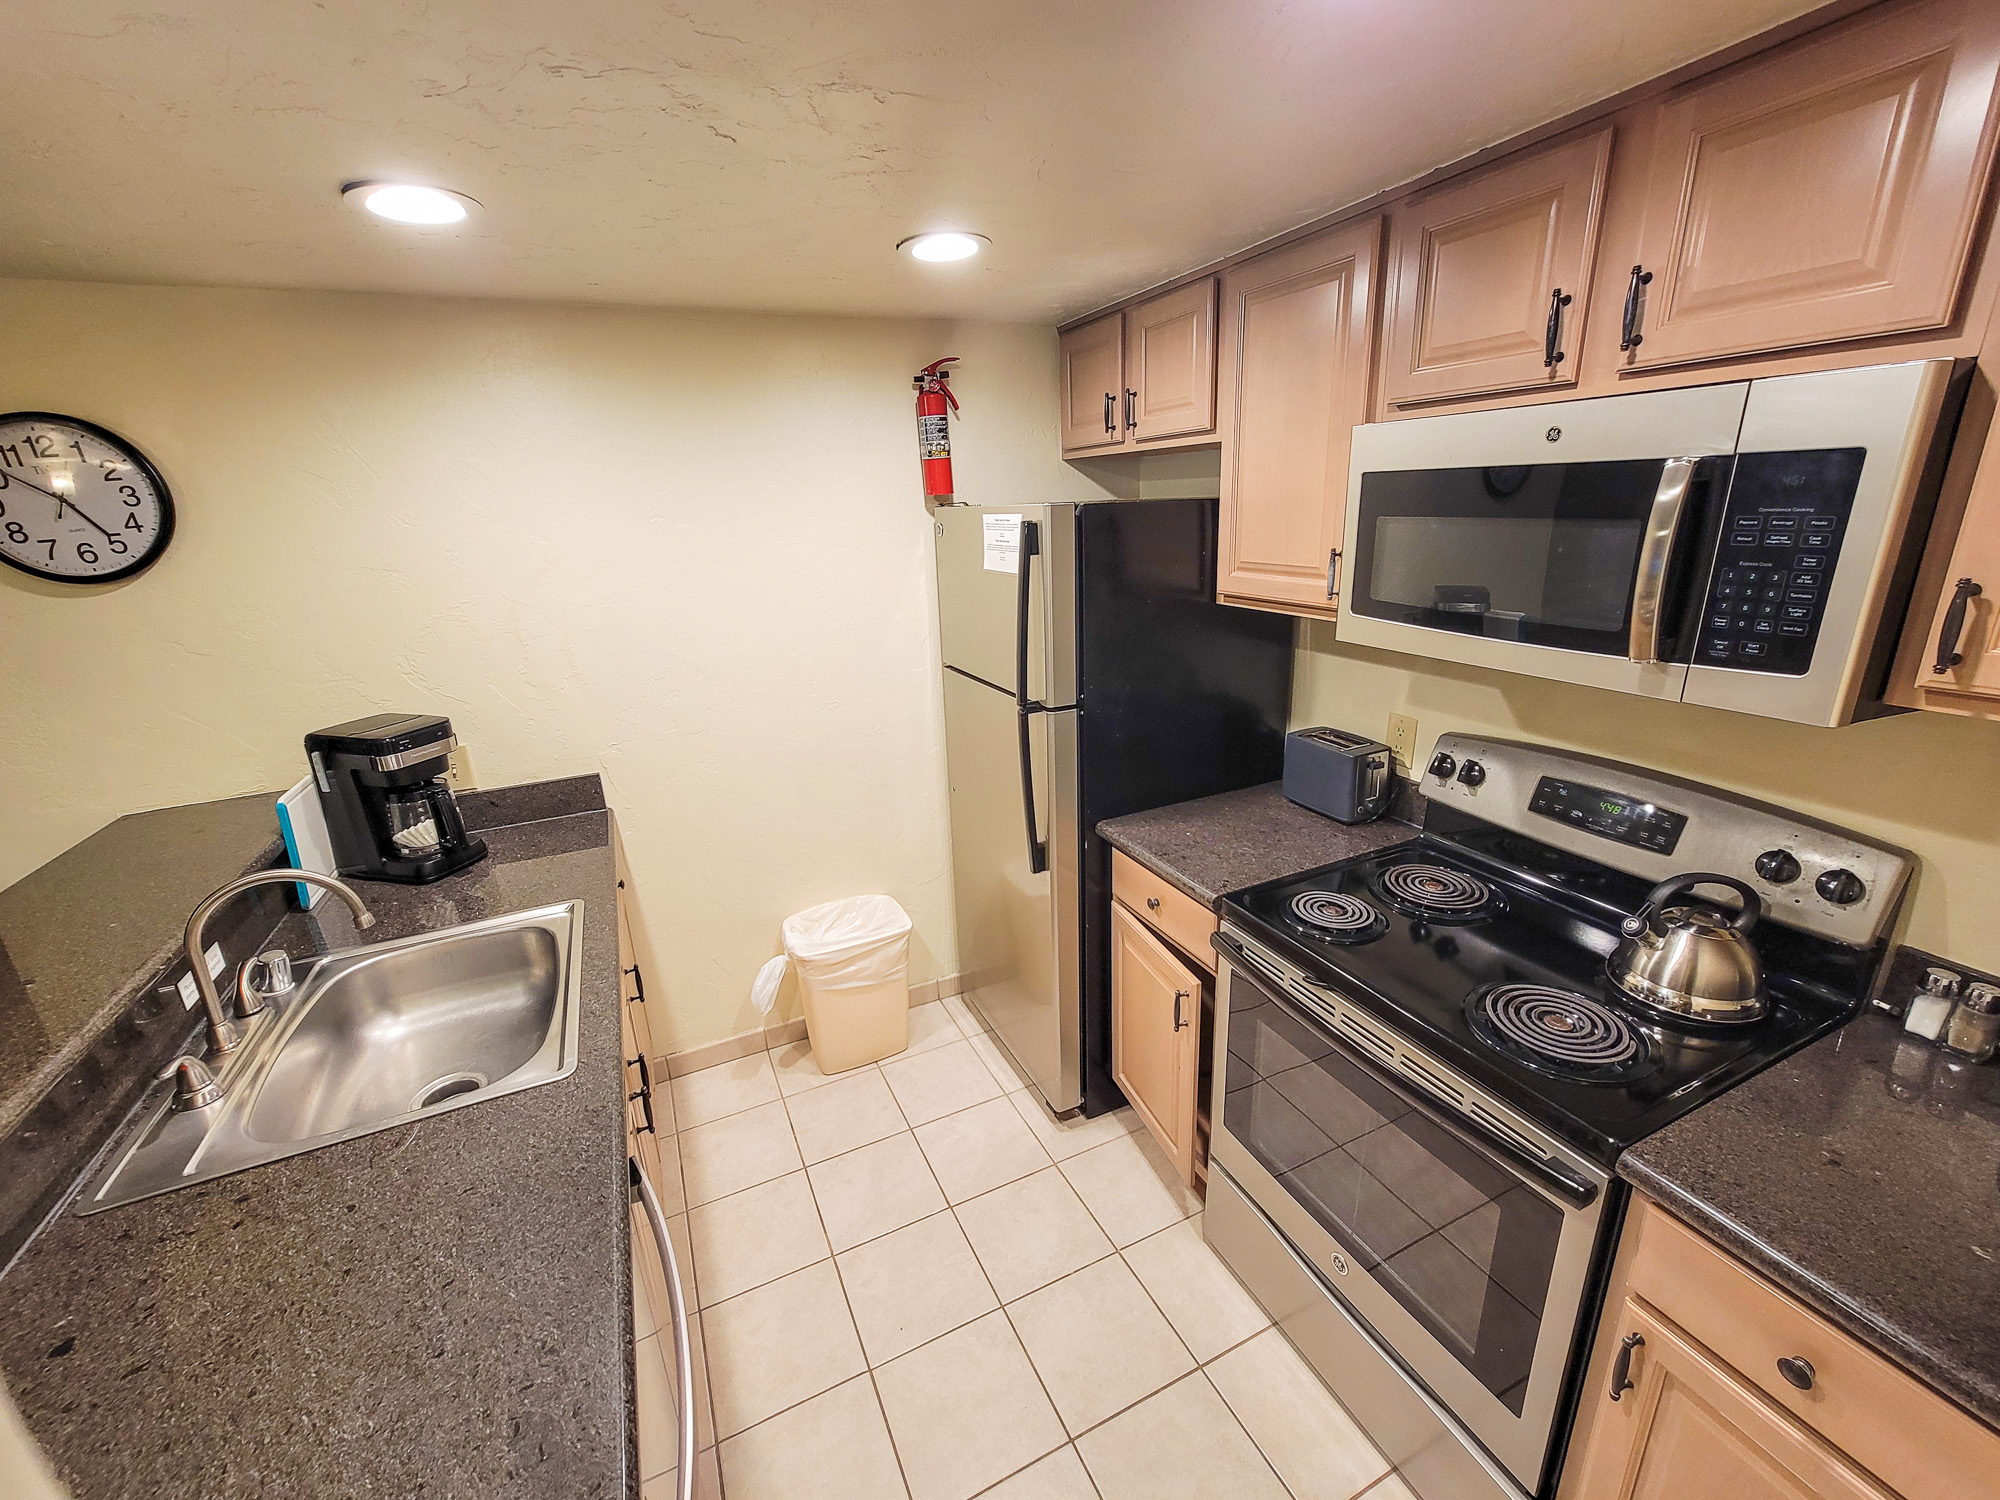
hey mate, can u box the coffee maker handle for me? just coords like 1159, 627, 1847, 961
1623, 872, 1761, 938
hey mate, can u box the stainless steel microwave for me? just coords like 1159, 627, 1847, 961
1335, 359, 1964, 727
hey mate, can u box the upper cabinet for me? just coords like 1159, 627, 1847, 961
1383, 128, 1614, 406
1216, 217, 1382, 615
1618, 0, 2000, 371
1909, 405, 2000, 706
1059, 311, 1125, 454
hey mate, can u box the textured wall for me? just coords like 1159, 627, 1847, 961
1292, 624, 2000, 974
0, 278, 1111, 1048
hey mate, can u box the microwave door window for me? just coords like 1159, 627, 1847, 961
1349, 459, 1678, 657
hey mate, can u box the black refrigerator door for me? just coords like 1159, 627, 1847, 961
1075, 498, 1292, 1116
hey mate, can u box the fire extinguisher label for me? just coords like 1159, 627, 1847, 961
918, 413, 951, 460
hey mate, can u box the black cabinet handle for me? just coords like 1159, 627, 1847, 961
1620, 266, 1653, 352
1103, 392, 1116, 434
1776, 1355, 1816, 1392
627, 1051, 656, 1135
1932, 576, 1983, 674
624, 963, 645, 1005
1124, 388, 1138, 431
1173, 989, 1190, 1031
1326, 547, 1340, 601
1014, 520, 1048, 877
1543, 287, 1572, 367
1610, 1333, 1644, 1401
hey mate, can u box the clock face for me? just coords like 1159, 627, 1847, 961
0, 413, 175, 584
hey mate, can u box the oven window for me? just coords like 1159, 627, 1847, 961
1348, 458, 1689, 656
1224, 990, 1561, 1416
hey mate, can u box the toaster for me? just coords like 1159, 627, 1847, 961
1283, 727, 1393, 824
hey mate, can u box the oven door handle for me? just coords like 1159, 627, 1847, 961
1216, 935, 1600, 1210
1628, 457, 1696, 665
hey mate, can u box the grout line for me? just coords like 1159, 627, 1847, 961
1192, 1365, 1297, 1497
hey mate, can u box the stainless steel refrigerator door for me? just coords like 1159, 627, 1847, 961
940, 669, 1081, 1112
935, 504, 1078, 708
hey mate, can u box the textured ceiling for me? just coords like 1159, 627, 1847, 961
3, 0, 1824, 320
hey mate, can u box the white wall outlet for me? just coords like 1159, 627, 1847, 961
446, 744, 476, 792
1386, 713, 1419, 776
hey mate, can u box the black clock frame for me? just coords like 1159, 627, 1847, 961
0, 411, 177, 585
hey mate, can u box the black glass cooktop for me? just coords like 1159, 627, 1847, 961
1222, 837, 1861, 1166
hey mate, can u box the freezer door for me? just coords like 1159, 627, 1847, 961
935, 504, 1077, 708
941, 669, 1081, 1112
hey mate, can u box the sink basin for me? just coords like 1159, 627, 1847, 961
79, 902, 582, 1213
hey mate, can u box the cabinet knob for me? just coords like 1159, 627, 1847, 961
1146, 897, 1161, 911
1776, 1356, 1816, 1391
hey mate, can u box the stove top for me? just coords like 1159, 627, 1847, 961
1222, 835, 1863, 1166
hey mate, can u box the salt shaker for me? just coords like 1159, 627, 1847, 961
1944, 982, 2000, 1063
1904, 967, 1961, 1042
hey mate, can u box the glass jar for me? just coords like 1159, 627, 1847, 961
1943, 982, 2000, 1064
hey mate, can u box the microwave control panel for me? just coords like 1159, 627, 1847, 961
1692, 448, 1864, 675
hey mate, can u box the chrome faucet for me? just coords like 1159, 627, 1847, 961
185, 870, 376, 1056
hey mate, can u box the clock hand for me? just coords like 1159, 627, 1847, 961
0, 469, 116, 538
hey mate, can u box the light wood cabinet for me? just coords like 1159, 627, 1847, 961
1216, 216, 1382, 615
1911, 404, 2000, 706
1123, 279, 1218, 443
1059, 311, 1125, 454
1617, 0, 2000, 372
1110, 900, 1202, 1185
1564, 1196, 2000, 1500
1384, 128, 1613, 406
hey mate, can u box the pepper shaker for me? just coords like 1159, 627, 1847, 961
1904, 967, 1961, 1043
1944, 982, 2000, 1064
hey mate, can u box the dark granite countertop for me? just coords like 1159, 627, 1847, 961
0, 793, 285, 1140
0, 782, 633, 1498
1098, 781, 1419, 910
1621, 1012, 2000, 1432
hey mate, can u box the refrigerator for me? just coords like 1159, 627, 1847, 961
935, 499, 1292, 1118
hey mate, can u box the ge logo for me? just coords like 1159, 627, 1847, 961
1545, 427, 1562, 443
1329, 1251, 1351, 1276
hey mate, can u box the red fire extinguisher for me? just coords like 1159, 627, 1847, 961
914, 357, 959, 501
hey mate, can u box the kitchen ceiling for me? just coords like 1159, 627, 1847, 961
5, 0, 1823, 321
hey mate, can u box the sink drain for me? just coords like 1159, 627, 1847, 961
414, 1073, 488, 1109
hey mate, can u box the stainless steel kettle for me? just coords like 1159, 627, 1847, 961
1609, 872, 1767, 1024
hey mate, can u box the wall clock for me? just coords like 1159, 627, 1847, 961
0, 413, 176, 584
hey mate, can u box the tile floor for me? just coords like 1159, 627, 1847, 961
632, 997, 1416, 1500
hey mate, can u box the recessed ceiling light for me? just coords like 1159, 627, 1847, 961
342, 181, 479, 225
898, 232, 987, 263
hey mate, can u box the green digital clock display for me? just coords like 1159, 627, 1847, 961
1529, 775, 1689, 855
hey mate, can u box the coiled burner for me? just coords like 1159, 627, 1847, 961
1468, 983, 1654, 1082
1287, 891, 1386, 944
1376, 863, 1501, 921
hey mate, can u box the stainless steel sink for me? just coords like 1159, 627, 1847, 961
79, 902, 583, 1213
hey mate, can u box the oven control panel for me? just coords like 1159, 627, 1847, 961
1692, 448, 1864, 676
1529, 776, 1687, 855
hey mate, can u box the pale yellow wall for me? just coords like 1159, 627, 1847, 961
1293, 622, 2000, 973
0, 278, 1113, 1049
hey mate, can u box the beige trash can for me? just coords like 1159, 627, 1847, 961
782, 895, 913, 1074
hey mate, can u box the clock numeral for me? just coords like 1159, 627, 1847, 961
77, 542, 98, 565
119, 484, 142, 505
38, 538, 55, 561
123, 512, 143, 532
27, 434, 56, 460
0, 443, 19, 468
68, 438, 87, 460
108, 537, 128, 555
4, 522, 25, 544
101, 464, 123, 482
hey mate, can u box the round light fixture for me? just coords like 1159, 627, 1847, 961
342, 181, 479, 225
898, 232, 987, 263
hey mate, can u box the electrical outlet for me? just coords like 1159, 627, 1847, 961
446, 745, 477, 792
1386, 714, 1419, 776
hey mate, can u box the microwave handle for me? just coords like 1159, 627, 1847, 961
1628, 457, 1697, 665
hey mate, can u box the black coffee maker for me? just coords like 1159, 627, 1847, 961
305, 714, 488, 884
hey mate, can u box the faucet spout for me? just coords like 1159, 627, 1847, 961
184, 869, 376, 1056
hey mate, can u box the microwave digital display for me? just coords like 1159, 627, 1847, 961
1529, 776, 1687, 854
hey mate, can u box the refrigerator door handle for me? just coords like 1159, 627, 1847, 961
1015, 705, 1048, 876
1013, 518, 1048, 875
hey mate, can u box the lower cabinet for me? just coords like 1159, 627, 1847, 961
1109, 851, 1218, 1187
1563, 1196, 2000, 1500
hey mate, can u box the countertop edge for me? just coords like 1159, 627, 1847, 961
1098, 822, 1223, 910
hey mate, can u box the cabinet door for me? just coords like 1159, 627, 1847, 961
1568, 1300, 1894, 1500
1384, 128, 1612, 405
1110, 900, 1200, 1183
1216, 215, 1382, 614
1125, 278, 1218, 442
1914, 411, 2000, 705
1060, 311, 1125, 454
1621, 0, 2000, 370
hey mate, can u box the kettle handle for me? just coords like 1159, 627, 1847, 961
1622, 872, 1762, 938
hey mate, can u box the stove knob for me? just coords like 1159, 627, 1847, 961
1754, 849, 1801, 885
1455, 759, 1487, 788
1427, 751, 1457, 780
1815, 868, 1866, 906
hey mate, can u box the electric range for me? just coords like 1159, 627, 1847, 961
1201, 734, 1912, 1500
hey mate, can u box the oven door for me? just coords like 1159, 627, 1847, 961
1210, 942, 1610, 1494
1336, 381, 1747, 703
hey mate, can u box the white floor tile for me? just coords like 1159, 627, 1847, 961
875, 1311, 1068, 1500
688, 1171, 830, 1307
963, 1027, 1030, 1092
770, 1038, 846, 1096
1207, 1328, 1392, 1500
717, 1373, 910, 1500
679, 1100, 804, 1207
807, 1132, 948, 1252
914, 1095, 1052, 1204
1005, 1256, 1194, 1436
1008, 1090, 1140, 1161
785, 1067, 910, 1165
837, 1209, 999, 1365
955, 1168, 1114, 1304
702, 1261, 866, 1440
1120, 1215, 1269, 1362
1074, 1374, 1287, 1500
906, 999, 966, 1055
972, 1445, 1100, 1499
882, 1039, 1005, 1126
1058, 1131, 1200, 1247
671, 1051, 781, 1128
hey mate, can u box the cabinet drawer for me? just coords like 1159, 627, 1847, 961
1627, 1197, 2000, 1500
1111, 849, 1217, 969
